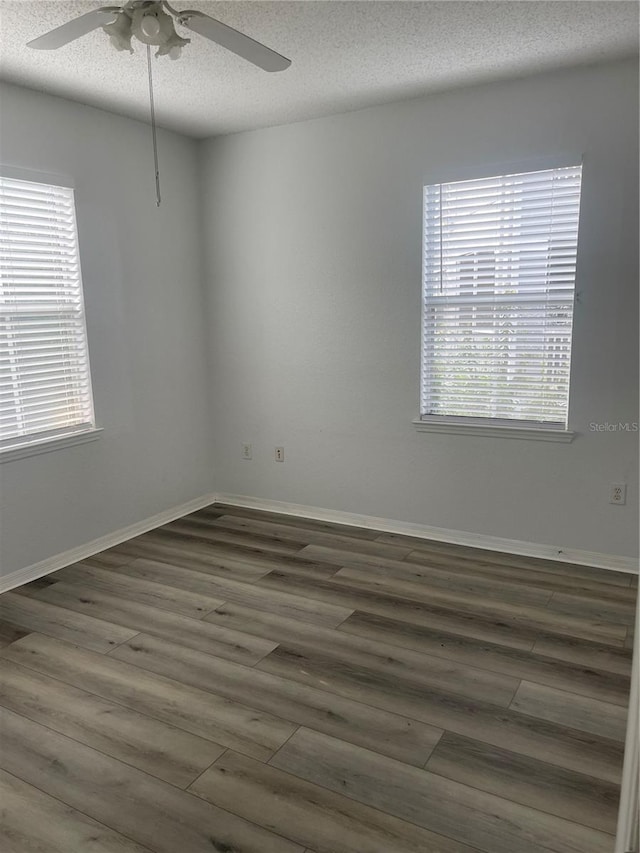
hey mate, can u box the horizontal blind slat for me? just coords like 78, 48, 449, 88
0, 395, 93, 421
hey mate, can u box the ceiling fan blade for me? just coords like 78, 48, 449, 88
27, 8, 120, 50
181, 12, 291, 72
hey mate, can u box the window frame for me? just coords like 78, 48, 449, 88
0, 166, 100, 462
415, 158, 582, 442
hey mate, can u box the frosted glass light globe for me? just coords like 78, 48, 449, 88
140, 15, 161, 38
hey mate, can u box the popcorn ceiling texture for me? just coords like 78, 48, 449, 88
0, 1, 638, 137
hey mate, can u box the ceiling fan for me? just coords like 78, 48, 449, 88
27, 0, 291, 71
27, 2, 291, 207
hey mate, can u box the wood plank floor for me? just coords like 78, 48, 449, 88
1, 503, 636, 853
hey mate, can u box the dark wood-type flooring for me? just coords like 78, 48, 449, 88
0, 503, 637, 853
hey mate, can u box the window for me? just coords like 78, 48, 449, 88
1, 175, 96, 455
420, 165, 582, 436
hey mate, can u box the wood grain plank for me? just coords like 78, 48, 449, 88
184, 505, 226, 520
0, 768, 154, 853
299, 545, 635, 603
177, 510, 318, 539
106, 559, 354, 628
32, 582, 277, 665
331, 566, 626, 644
547, 590, 636, 625
212, 515, 412, 559
110, 632, 443, 767
52, 562, 226, 618
298, 543, 412, 570
270, 727, 614, 853
400, 540, 633, 587
2, 633, 296, 762
156, 536, 341, 579
510, 681, 629, 742
0, 592, 137, 653
532, 633, 633, 675
0, 657, 225, 788
300, 544, 560, 607
253, 571, 542, 650
339, 610, 631, 705
204, 602, 520, 707
384, 545, 636, 598
426, 732, 620, 834
0, 706, 303, 853
114, 540, 338, 581
0, 618, 29, 648
198, 504, 381, 540
105, 536, 271, 581
257, 645, 624, 782
191, 749, 480, 853
162, 519, 307, 557
12, 575, 58, 597
332, 562, 555, 610
139, 524, 305, 562
79, 549, 137, 568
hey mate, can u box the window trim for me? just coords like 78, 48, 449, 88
0, 425, 103, 463
412, 416, 575, 442
0, 163, 75, 189
421, 153, 585, 192
418, 157, 583, 437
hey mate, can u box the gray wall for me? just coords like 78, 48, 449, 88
0, 83, 213, 577
2, 60, 637, 578
199, 59, 639, 559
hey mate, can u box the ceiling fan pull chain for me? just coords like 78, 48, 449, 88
146, 44, 161, 207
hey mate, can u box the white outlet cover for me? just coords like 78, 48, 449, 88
242, 443, 252, 460
609, 483, 627, 505
275, 446, 284, 462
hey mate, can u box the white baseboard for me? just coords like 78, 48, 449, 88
216, 493, 640, 575
3, 489, 637, 593
0, 493, 218, 594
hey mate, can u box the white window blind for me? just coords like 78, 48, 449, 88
421, 165, 582, 428
0, 175, 95, 450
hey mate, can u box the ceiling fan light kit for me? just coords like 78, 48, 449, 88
103, 10, 133, 53
102, 3, 190, 59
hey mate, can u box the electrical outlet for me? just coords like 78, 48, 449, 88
609, 483, 627, 505
275, 446, 284, 462
241, 443, 252, 460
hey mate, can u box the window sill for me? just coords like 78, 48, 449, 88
412, 418, 575, 442
0, 427, 103, 463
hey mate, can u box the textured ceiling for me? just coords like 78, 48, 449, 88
0, 1, 638, 138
